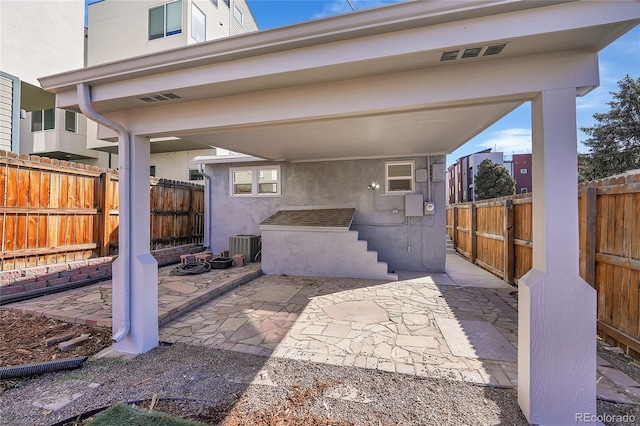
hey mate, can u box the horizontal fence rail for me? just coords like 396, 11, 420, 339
0, 151, 204, 271
447, 172, 640, 359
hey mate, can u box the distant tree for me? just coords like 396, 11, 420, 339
474, 159, 515, 200
579, 75, 640, 181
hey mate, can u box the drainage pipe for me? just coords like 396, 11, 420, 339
0, 356, 87, 380
197, 164, 211, 249
77, 83, 130, 343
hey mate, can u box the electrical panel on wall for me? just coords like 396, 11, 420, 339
405, 194, 424, 216
431, 163, 445, 181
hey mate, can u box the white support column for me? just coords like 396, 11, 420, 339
518, 88, 597, 424
112, 134, 158, 354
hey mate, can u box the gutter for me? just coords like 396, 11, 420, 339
77, 83, 130, 343
197, 164, 211, 249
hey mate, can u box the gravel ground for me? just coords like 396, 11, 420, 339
0, 343, 529, 426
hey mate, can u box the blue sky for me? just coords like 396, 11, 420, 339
86, 0, 640, 165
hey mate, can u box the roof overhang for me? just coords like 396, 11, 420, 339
39, 0, 640, 162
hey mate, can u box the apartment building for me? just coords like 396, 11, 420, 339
84, 0, 258, 181
446, 149, 532, 203
3, 0, 257, 180
0, 0, 104, 163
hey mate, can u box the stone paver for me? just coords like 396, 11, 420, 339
160, 263, 521, 386
4, 263, 261, 327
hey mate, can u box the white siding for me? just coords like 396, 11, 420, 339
0, 75, 14, 151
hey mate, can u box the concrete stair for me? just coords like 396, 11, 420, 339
261, 228, 397, 281
446, 234, 456, 254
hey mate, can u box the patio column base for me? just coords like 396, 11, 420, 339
518, 268, 596, 424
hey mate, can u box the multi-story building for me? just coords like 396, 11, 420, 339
0, 0, 105, 163
84, 0, 258, 181
447, 149, 532, 203
3, 0, 258, 181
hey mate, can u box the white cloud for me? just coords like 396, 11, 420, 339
477, 128, 531, 154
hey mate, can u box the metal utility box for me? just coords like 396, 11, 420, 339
229, 235, 261, 262
405, 194, 424, 217
431, 163, 446, 181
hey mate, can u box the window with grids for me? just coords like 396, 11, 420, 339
230, 166, 280, 196
149, 0, 182, 40
385, 161, 414, 193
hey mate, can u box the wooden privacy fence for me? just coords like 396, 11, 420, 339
0, 152, 204, 271
446, 172, 640, 357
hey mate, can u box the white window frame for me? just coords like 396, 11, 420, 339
230, 165, 281, 197
64, 110, 77, 133
385, 161, 415, 194
191, 4, 206, 43
149, 0, 183, 41
31, 108, 55, 132
233, 5, 243, 24
521, 187, 528, 194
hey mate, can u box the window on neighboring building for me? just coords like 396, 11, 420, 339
191, 4, 205, 42
230, 166, 281, 196
64, 111, 77, 133
233, 5, 243, 23
385, 161, 414, 193
520, 168, 528, 174
222, 0, 230, 7
150, 166, 156, 177
149, 0, 182, 40
521, 188, 528, 193
31, 109, 55, 132
210, 0, 218, 7
189, 169, 204, 181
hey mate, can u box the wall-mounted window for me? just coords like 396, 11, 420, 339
520, 168, 528, 174
385, 161, 414, 193
64, 111, 77, 133
230, 166, 280, 196
222, 0, 230, 7
149, 0, 182, 40
521, 188, 528, 194
31, 109, 55, 132
210, 0, 218, 7
150, 166, 156, 177
189, 169, 203, 181
233, 5, 243, 23
191, 4, 205, 42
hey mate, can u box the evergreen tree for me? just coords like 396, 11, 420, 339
474, 159, 516, 200
579, 75, 640, 181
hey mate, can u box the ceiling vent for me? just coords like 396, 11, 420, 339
137, 93, 182, 103
440, 43, 508, 62
483, 43, 507, 56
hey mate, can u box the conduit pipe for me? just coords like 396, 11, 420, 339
77, 83, 131, 343
197, 164, 211, 249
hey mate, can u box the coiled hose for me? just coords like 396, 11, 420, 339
170, 260, 211, 276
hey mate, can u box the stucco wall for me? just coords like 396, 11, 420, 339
205, 156, 446, 273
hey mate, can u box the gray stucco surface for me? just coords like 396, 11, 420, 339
206, 156, 446, 273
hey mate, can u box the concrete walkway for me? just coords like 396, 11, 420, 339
3, 253, 639, 404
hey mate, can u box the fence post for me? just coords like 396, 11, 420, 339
503, 199, 514, 283
99, 173, 111, 257
583, 186, 597, 287
452, 206, 458, 248
187, 185, 195, 244
470, 203, 477, 263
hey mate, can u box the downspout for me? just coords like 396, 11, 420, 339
77, 83, 130, 343
197, 164, 211, 249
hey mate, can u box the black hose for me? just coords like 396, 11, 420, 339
170, 260, 211, 276
0, 356, 87, 380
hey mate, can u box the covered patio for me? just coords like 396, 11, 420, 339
39, 1, 640, 422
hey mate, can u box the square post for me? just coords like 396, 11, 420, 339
518, 88, 597, 424
112, 134, 158, 354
